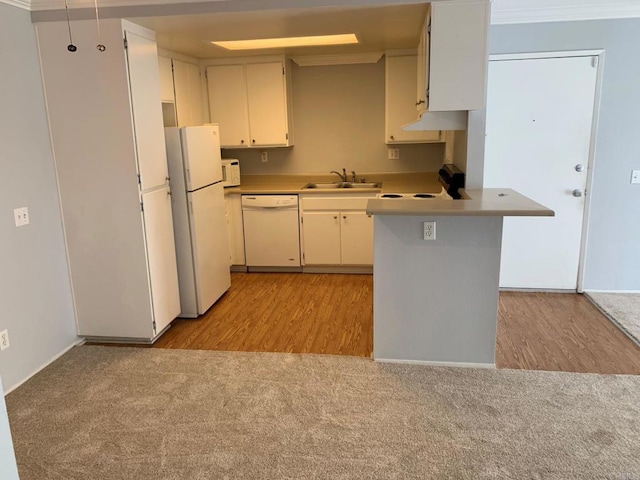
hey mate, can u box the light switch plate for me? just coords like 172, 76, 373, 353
0, 330, 9, 351
388, 148, 400, 160
631, 170, 640, 184
14, 207, 29, 227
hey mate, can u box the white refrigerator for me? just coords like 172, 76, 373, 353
165, 125, 231, 317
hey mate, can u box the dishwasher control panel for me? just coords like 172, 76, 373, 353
241, 195, 299, 208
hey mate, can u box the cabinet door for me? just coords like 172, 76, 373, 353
227, 194, 246, 265
158, 56, 175, 103
207, 65, 250, 147
429, 1, 489, 111
386, 55, 442, 144
124, 30, 169, 191
245, 62, 288, 146
174, 60, 204, 126
187, 62, 205, 125
340, 212, 373, 265
302, 212, 341, 265
141, 187, 180, 335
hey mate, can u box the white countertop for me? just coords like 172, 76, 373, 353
366, 189, 555, 217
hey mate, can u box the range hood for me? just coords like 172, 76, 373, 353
403, 110, 468, 131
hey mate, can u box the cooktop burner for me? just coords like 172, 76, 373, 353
376, 187, 453, 200
413, 194, 436, 199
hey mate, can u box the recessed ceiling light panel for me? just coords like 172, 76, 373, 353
211, 34, 358, 50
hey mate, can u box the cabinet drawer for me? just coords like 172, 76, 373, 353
301, 195, 375, 211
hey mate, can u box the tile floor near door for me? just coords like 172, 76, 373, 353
153, 273, 640, 375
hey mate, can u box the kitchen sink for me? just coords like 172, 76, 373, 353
302, 182, 382, 189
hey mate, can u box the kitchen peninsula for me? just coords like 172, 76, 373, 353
367, 189, 554, 367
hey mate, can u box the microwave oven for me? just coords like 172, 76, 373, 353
221, 159, 240, 187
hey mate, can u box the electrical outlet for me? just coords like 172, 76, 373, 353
632, 170, 640, 184
423, 221, 436, 240
260, 151, 268, 163
14, 207, 29, 227
388, 148, 400, 160
0, 330, 9, 351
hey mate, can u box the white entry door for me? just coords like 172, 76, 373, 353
484, 54, 598, 290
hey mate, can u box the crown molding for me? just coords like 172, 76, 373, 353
491, 0, 640, 24
0, 0, 31, 10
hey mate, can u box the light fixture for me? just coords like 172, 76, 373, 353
211, 34, 359, 51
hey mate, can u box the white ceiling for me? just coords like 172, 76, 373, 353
130, 4, 429, 59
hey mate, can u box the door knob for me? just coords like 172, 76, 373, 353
575, 164, 584, 172
572, 189, 583, 197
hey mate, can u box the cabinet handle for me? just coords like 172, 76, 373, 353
240, 139, 244, 144
343, 216, 346, 220
390, 135, 394, 140
333, 216, 338, 220
252, 139, 256, 144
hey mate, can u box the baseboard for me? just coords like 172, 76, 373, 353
374, 358, 495, 369
247, 266, 303, 273
583, 289, 640, 294
230, 265, 248, 272
303, 266, 373, 274
499, 287, 576, 293
4, 337, 84, 395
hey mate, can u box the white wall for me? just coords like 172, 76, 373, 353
0, 377, 19, 480
490, 18, 640, 291
221, 59, 445, 175
0, 2, 79, 391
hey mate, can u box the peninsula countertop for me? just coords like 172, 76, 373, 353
366, 189, 555, 217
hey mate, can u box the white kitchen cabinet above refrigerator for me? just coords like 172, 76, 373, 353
205, 57, 294, 148
36, 19, 180, 342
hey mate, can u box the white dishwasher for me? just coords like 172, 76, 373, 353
241, 195, 301, 269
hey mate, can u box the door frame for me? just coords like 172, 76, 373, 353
488, 50, 605, 293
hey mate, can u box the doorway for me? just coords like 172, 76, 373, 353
484, 51, 603, 291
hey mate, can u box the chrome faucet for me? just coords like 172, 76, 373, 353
330, 168, 348, 182
351, 171, 357, 183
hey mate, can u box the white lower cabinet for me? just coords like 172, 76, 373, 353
225, 194, 245, 266
301, 195, 375, 266
340, 212, 374, 265
302, 212, 342, 265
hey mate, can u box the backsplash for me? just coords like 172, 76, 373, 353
222, 59, 445, 175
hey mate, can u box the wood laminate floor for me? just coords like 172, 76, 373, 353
147, 273, 640, 374
153, 272, 373, 357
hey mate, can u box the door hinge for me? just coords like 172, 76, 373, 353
282, 66, 285, 75
137, 174, 141, 185
140, 201, 144, 212
301, 216, 304, 224
152, 320, 157, 333
285, 133, 289, 140
205, 69, 208, 79
123, 37, 128, 49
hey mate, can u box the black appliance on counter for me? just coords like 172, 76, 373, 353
438, 164, 466, 199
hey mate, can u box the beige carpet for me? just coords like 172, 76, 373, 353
588, 292, 640, 346
6, 346, 640, 479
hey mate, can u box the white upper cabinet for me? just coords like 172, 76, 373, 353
206, 58, 294, 148
385, 54, 442, 144
417, 1, 490, 112
158, 56, 175, 103
125, 30, 169, 191
173, 59, 204, 126
206, 64, 251, 147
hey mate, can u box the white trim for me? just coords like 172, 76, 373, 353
491, 0, 640, 25
489, 50, 605, 294
584, 289, 640, 294
0, 0, 30, 10
157, 47, 199, 65
374, 358, 496, 369
4, 338, 84, 395
291, 53, 383, 67
490, 50, 605, 61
